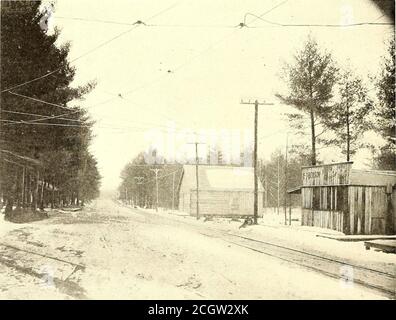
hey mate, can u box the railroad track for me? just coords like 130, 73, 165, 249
121, 203, 396, 298
0, 242, 86, 299
129, 205, 396, 298
199, 230, 395, 298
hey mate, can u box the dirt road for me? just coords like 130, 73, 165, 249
0, 198, 392, 299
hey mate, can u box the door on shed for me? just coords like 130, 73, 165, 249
349, 186, 387, 235
364, 187, 387, 235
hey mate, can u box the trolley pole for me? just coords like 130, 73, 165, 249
172, 170, 176, 211
187, 140, 205, 219
284, 132, 289, 225
150, 168, 160, 212
240, 99, 274, 224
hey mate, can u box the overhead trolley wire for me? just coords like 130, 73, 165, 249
242, 12, 395, 28
80, 1, 291, 132
117, 1, 290, 103
1, 109, 85, 123
2, 1, 290, 134
1, 2, 181, 93
8, 91, 71, 111
55, 16, 237, 29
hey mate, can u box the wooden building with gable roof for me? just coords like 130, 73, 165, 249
296, 162, 396, 235
178, 165, 264, 217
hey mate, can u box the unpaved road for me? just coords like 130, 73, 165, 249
0, 198, 392, 299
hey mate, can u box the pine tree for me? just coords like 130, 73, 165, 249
1, 1, 101, 214
373, 39, 395, 170
322, 68, 372, 161
277, 36, 338, 165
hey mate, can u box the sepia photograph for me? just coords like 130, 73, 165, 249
0, 0, 395, 307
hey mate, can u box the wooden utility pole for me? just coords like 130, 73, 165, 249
134, 176, 144, 207
195, 143, 199, 219
150, 168, 161, 211
187, 140, 205, 220
284, 133, 289, 225
172, 171, 176, 211
21, 166, 25, 208
264, 180, 267, 213
277, 155, 280, 215
241, 99, 273, 224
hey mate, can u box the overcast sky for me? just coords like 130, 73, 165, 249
46, 0, 394, 191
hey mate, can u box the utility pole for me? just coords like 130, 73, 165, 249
284, 133, 289, 225
264, 179, 268, 214
240, 99, 273, 224
172, 170, 176, 211
134, 176, 144, 207
187, 140, 205, 220
150, 168, 160, 212
277, 156, 280, 215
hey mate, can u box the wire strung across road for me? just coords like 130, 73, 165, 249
55, 1, 393, 29
6, 90, 182, 129
2, 105, 183, 131
2, 1, 290, 132
0, 119, 91, 128
1, 2, 182, 93
6, 89, 186, 131
5, 91, 86, 123
1, 109, 85, 123
139, 168, 183, 185
243, 12, 394, 28
8, 91, 71, 111
96, 90, 186, 129
92, 0, 291, 118
55, 16, 238, 29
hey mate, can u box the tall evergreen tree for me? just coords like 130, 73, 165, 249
277, 36, 338, 165
372, 38, 395, 170
1, 1, 100, 214
322, 68, 372, 161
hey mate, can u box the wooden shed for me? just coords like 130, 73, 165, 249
178, 165, 264, 217
298, 162, 396, 235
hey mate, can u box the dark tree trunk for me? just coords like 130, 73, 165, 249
310, 109, 316, 165
346, 100, 350, 162
39, 179, 45, 210
51, 181, 55, 209
5, 196, 13, 216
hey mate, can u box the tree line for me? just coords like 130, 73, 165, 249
0, 1, 101, 218
118, 152, 182, 209
118, 35, 394, 212
278, 35, 395, 170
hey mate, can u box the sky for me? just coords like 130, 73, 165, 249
43, 0, 394, 191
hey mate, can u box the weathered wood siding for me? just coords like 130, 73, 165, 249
301, 185, 389, 234
188, 190, 263, 217
300, 163, 395, 235
301, 186, 347, 232
348, 186, 387, 235
393, 189, 396, 233
302, 162, 352, 186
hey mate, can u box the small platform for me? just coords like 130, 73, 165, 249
364, 240, 396, 254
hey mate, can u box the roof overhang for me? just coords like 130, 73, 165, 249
287, 186, 302, 194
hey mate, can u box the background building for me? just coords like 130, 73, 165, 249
299, 162, 396, 235
178, 165, 264, 217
